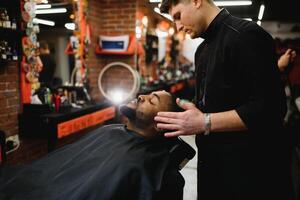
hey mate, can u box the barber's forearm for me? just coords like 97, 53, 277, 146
210, 110, 247, 132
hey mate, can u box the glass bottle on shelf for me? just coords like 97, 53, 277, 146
0, 9, 4, 28
4, 9, 11, 29
12, 45, 18, 61
6, 46, 12, 60
1, 9, 7, 28
0, 41, 3, 58
1, 41, 8, 60
11, 18, 17, 30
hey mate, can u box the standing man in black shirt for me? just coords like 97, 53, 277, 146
154, 0, 294, 199
39, 40, 56, 87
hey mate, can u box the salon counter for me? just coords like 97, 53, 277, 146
18, 78, 194, 151
19, 102, 116, 151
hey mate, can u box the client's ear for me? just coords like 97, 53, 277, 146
154, 122, 160, 132
154, 122, 164, 134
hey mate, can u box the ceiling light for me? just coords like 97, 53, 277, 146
257, 20, 261, 26
154, 7, 173, 21
33, 18, 55, 26
243, 18, 252, 21
258, 4, 265, 20
41, 0, 48, 3
149, 0, 161, 2
35, 4, 52, 9
35, 8, 67, 14
215, 1, 252, 6
65, 23, 76, 30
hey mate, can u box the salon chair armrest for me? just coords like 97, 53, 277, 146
0, 130, 6, 165
169, 137, 196, 170
155, 170, 185, 200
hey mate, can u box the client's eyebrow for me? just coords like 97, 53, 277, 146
152, 93, 161, 101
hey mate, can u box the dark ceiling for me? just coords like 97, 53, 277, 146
216, 0, 299, 23
36, 2, 73, 29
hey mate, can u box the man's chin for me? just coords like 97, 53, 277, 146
119, 104, 136, 120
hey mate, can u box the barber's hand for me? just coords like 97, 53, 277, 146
154, 98, 205, 137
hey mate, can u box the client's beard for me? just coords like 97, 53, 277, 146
120, 105, 136, 120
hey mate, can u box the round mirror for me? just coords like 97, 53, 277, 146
98, 62, 140, 104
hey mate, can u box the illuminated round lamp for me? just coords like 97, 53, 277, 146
98, 62, 140, 104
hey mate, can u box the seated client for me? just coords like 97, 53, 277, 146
0, 90, 195, 200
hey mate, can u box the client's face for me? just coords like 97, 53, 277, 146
123, 90, 173, 126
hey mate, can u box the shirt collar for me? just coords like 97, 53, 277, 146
200, 8, 230, 41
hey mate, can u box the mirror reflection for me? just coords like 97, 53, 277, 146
37, 0, 74, 86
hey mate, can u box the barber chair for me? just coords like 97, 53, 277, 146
0, 130, 195, 200
0, 130, 6, 166
156, 137, 196, 200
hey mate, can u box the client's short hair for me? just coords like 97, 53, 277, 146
170, 94, 185, 112
157, 94, 185, 134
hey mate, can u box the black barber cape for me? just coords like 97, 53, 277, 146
0, 124, 180, 200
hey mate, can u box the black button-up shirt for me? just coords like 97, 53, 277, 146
195, 9, 287, 142
194, 10, 292, 200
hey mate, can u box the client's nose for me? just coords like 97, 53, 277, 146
138, 95, 145, 102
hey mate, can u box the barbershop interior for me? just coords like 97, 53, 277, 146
0, 0, 300, 199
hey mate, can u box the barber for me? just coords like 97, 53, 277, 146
154, 0, 293, 200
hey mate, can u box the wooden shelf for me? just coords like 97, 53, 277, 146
0, 58, 19, 63
0, 27, 18, 34
95, 35, 136, 55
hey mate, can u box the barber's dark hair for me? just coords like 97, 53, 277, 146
160, 0, 213, 14
160, 0, 182, 14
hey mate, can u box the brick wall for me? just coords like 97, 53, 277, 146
4, 0, 140, 165
87, 0, 137, 101
3, 0, 158, 165
0, 61, 20, 137
5, 129, 91, 165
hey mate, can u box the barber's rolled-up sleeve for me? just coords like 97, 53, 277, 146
233, 28, 287, 132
